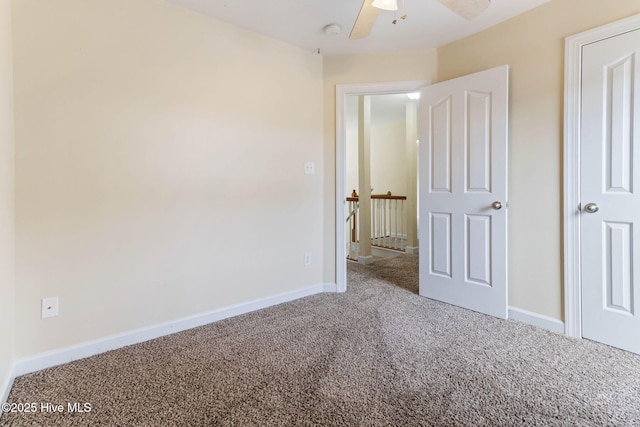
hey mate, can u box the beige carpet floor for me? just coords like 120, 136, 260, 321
2, 254, 640, 426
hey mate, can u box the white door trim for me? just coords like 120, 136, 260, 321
564, 13, 640, 338
335, 80, 429, 292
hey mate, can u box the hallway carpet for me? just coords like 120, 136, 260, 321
2, 254, 639, 426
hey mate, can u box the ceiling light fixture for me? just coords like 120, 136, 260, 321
323, 23, 342, 36
371, 0, 398, 11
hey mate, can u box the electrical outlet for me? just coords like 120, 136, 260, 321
41, 297, 59, 319
304, 162, 315, 175
304, 252, 312, 266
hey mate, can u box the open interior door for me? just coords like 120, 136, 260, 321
418, 65, 509, 319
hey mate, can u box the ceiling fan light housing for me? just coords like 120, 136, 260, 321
324, 23, 342, 36
371, 0, 398, 11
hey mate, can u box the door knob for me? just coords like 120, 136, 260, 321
584, 203, 599, 213
492, 201, 503, 210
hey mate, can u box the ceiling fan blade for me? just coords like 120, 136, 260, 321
350, 0, 380, 40
437, 0, 491, 20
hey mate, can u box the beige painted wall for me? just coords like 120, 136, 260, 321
345, 96, 408, 197
12, 0, 323, 358
370, 121, 407, 196
323, 49, 438, 283
371, 96, 408, 197
0, 0, 15, 392
438, 0, 640, 320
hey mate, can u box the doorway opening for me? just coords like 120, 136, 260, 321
345, 93, 419, 263
335, 80, 429, 293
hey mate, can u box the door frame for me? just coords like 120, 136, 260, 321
563, 13, 640, 338
335, 80, 429, 292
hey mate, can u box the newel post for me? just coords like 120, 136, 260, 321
405, 100, 419, 254
357, 96, 373, 264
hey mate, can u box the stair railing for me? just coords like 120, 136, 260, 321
346, 190, 407, 255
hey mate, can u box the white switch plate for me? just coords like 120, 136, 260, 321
304, 252, 312, 266
42, 297, 59, 319
304, 162, 315, 175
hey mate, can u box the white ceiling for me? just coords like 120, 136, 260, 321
165, 0, 551, 55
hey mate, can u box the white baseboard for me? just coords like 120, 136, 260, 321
405, 246, 419, 255
371, 247, 403, 258
508, 307, 565, 334
1, 363, 15, 405
323, 283, 338, 292
357, 255, 374, 265
12, 283, 329, 378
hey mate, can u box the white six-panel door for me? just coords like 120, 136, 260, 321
418, 65, 509, 319
581, 29, 640, 354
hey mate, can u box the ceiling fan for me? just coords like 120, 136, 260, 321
350, 0, 491, 39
